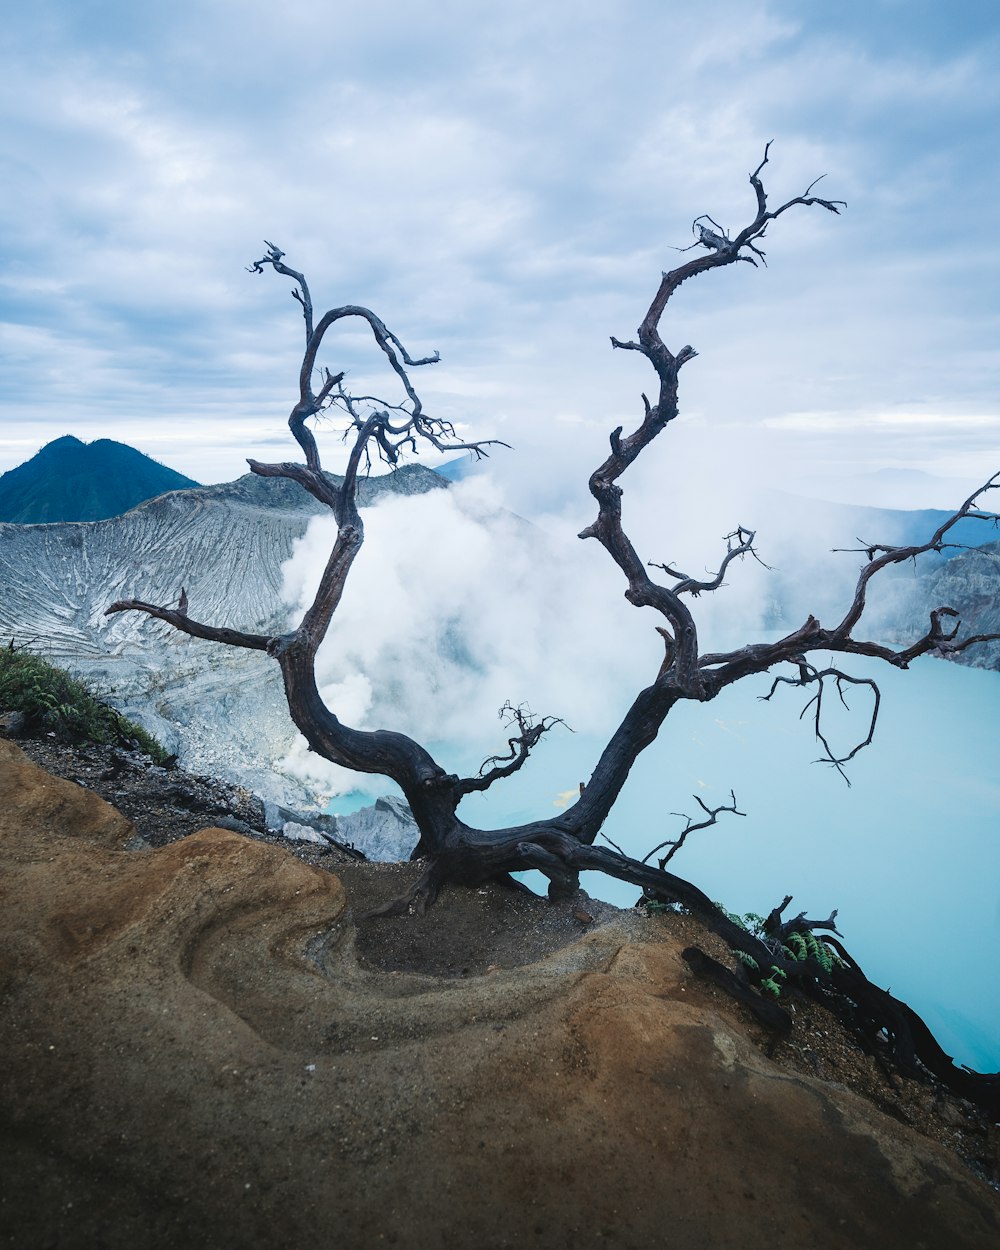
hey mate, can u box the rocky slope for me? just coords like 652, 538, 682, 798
12, 733, 419, 863
0, 463, 446, 809
1, 739, 998, 1249
888, 538, 1000, 670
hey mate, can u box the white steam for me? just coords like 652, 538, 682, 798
279, 478, 654, 794
277, 468, 911, 801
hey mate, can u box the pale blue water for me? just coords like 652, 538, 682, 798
331, 657, 1000, 1073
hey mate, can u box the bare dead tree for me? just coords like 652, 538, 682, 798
106, 148, 1000, 1112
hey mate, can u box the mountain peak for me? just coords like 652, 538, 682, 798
37, 434, 85, 454
0, 436, 200, 524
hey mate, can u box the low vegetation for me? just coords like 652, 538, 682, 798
0, 644, 168, 763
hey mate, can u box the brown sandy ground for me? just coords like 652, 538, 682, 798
1, 738, 998, 1249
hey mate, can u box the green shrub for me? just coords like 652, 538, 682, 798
0, 645, 168, 763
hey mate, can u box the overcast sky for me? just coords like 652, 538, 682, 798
2, 0, 999, 512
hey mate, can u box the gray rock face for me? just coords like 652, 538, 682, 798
334, 795, 420, 861
0, 711, 27, 738
0, 465, 447, 811
264, 795, 419, 861
879, 539, 1000, 670
919, 540, 1000, 669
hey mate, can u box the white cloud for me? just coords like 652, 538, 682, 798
279, 479, 653, 764
764, 411, 1000, 433
0, 0, 998, 506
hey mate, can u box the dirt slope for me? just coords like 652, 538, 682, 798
1, 740, 998, 1249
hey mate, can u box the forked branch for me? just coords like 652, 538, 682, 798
682, 474, 1000, 762
581, 149, 844, 695
640, 791, 745, 869
247, 242, 502, 486
650, 526, 771, 598
831, 474, 1000, 638
455, 702, 568, 797
760, 661, 880, 782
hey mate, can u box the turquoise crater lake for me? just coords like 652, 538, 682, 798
331, 656, 1000, 1074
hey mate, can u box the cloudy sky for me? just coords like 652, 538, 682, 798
2, 0, 999, 512
4, 2, 999, 1063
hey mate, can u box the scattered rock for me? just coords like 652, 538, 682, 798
263, 797, 326, 832
211, 815, 255, 837
265, 793, 421, 861
0, 709, 26, 738
15, 736, 365, 866
282, 819, 333, 845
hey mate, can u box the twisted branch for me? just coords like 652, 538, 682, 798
104, 598, 273, 652
455, 702, 568, 797
759, 661, 880, 782
650, 526, 772, 598
640, 791, 745, 868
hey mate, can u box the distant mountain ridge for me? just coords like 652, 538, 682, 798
0, 435, 199, 523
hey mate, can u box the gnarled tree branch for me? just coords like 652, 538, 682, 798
759, 661, 880, 783
104, 153, 1000, 1112
650, 526, 771, 598
105, 598, 274, 652
455, 702, 568, 797
640, 791, 745, 869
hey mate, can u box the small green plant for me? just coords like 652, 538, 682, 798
731, 949, 760, 973
783, 929, 835, 975
716, 897, 842, 998
0, 645, 168, 763
715, 902, 748, 930
759, 966, 788, 997
714, 904, 769, 936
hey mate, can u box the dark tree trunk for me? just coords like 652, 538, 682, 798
105, 160, 1000, 1113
